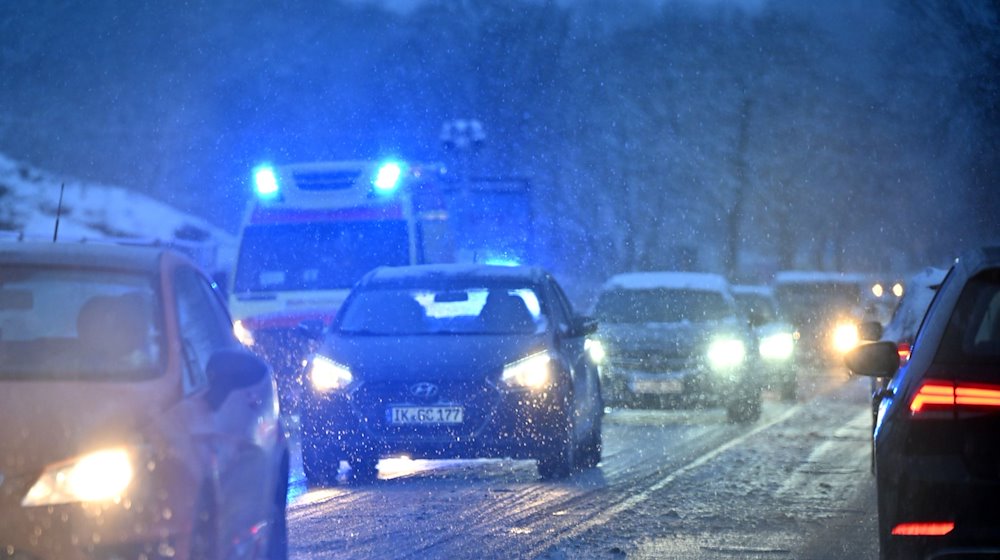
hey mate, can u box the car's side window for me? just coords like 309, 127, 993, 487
175, 267, 235, 393
545, 278, 576, 331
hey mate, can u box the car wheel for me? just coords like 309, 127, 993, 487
348, 453, 379, 484
779, 376, 797, 401
266, 455, 290, 560
537, 413, 576, 479
578, 420, 602, 469
726, 390, 761, 423
302, 444, 340, 487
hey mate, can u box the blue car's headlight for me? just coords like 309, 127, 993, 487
308, 355, 353, 393
501, 352, 552, 390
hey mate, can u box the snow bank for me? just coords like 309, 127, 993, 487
0, 153, 235, 268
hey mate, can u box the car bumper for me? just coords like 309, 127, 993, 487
880, 454, 1000, 556
300, 385, 569, 461
600, 363, 752, 405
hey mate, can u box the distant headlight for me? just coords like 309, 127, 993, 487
233, 319, 255, 347
22, 448, 134, 506
502, 351, 552, 390
585, 338, 606, 364
707, 338, 747, 371
759, 332, 795, 361
309, 355, 353, 393
831, 322, 859, 354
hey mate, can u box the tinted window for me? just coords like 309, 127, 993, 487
0, 266, 162, 380
594, 288, 733, 323
935, 270, 1000, 366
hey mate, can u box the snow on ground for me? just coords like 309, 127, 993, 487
0, 153, 235, 268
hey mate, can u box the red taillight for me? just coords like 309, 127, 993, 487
897, 342, 911, 364
909, 381, 955, 413
891, 521, 955, 536
910, 380, 1000, 415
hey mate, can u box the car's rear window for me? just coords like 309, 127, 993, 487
594, 288, 733, 323
935, 269, 1000, 366
0, 266, 163, 380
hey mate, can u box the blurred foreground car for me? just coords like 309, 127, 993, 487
847, 247, 1000, 559
299, 264, 603, 482
0, 242, 289, 560
593, 272, 761, 422
732, 285, 798, 400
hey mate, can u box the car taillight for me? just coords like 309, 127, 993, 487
910, 380, 1000, 415
891, 521, 955, 536
897, 342, 911, 364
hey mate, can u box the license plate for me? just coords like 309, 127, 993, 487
630, 379, 684, 394
388, 406, 464, 425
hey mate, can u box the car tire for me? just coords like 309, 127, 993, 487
578, 421, 603, 469
779, 377, 797, 401
537, 413, 577, 479
267, 455, 290, 560
726, 391, 761, 423
348, 454, 379, 484
302, 444, 340, 487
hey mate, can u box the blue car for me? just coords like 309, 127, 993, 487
299, 264, 604, 482
848, 247, 1000, 559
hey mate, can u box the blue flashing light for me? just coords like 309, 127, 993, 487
483, 257, 521, 267
373, 161, 403, 194
253, 165, 280, 199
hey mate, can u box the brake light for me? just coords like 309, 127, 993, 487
910, 380, 1000, 414
891, 521, 954, 536
897, 342, 911, 364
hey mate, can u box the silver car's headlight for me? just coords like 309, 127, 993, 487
707, 338, 747, 371
309, 355, 353, 393
759, 332, 795, 361
22, 447, 134, 506
501, 351, 553, 390
585, 338, 606, 364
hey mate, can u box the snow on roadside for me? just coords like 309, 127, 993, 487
0, 153, 235, 267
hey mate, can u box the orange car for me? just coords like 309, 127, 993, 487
0, 242, 289, 559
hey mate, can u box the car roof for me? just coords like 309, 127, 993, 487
361, 263, 550, 286
956, 246, 1000, 273
772, 270, 868, 285
0, 241, 167, 273
602, 271, 730, 293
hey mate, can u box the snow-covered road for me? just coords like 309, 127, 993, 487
286, 368, 878, 559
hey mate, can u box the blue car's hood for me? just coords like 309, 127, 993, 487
321, 333, 550, 383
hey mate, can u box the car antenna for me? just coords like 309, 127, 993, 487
53, 183, 65, 242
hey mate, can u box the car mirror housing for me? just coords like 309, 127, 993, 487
205, 348, 270, 409
845, 340, 899, 377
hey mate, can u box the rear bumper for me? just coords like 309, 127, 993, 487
880, 454, 1000, 555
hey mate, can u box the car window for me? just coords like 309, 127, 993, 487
175, 267, 236, 391
337, 285, 547, 335
594, 288, 733, 324
0, 266, 162, 380
935, 269, 1000, 366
